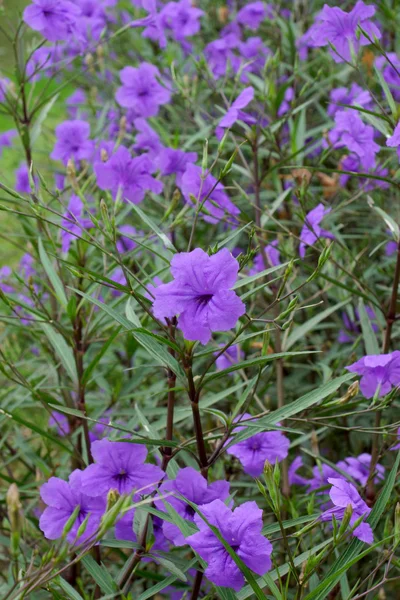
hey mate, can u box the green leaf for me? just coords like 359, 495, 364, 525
2, 408, 73, 453
82, 327, 121, 385
81, 555, 118, 594
40, 323, 78, 384
154, 556, 187, 582
54, 577, 84, 600
284, 299, 350, 350
31, 94, 59, 145
38, 238, 68, 308
358, 298, 380, 355
304, 451, 400, 600
232, 262, 289, 290
227, 373, 355, 447
129, 203, 176, 252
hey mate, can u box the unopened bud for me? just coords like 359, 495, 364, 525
62, 505, 80, 539
395, 503, 400, 546
201, 139, 208, 174
7, 484, 22, 534
106, 489, 120, 512
292, 168, 312, 186
338, 504, 353, 538
85, 53, 95, 73
100, 148, 109, 162
218, 6, 229, 23
118, 116, 127, 141
339, 381, 359, 404
66, 159, 78, 191
76, 514, 90, 540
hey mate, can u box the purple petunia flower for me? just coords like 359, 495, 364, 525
66, 89, 87, 118
80, 439, 164, 497
160, 0, 204, 41
156, 467, 230, 546
51, 120, 94, 166
157, 147, 197, 186
180, 164, 239, 224
48, 410, 71, 436
329, 111, 379, 170
386, 121, 400, 160
39, 470, 106, 543
341, 453, 384, 486
186, 499, 272, 591
338, 306, 378, 344
305, 1, 381, 63
115, 63, 171, 117
0, 130, 17, 157
61, 194, 94, 253
129, 0, 167, 49
215, 344, 244, 371
375, 53, 400, 101
133, 118, 164, 157
15, 163, 38, 194
116, 225, 138, 254
327, 83, 372, 117
226, 414, 290, 477
94, 146, 163, 204
346, 352, 400, 398
205, 35, 241, 80
0, 267, 14, 294
151, 248, 246, 344
249, 240, 281, 275
288, 457, 309, 486
216, 86, 255, 139
299, 203, 333, 258
238, 36, 271, 82
321, 478, 373, 544
237, 2, 268, 31
23, 0, 81, 42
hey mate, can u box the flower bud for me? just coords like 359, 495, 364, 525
100, 148, 109, 162
7, 484, 22, 541
76, 514, 90, 541
61, 505, 80, 540
395, 503, 400, 546
338, 503, 353, 538
118, 116, 127, 141
66, 159, 78, 190
106, 489, 120, 512
201, 139, 208, 174
85, 53, 95, 73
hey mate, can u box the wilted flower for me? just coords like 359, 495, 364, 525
40, 470, 106, 543
156, 467, 230, 546
346, 352, 400, 398
186, 499, 272, 591
321, 478, 373, 543
151, 248, 246, 344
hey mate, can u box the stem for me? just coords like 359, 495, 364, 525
367, 236, 400, 503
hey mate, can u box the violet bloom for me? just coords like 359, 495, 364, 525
80, 439, 164, 497
346, 352, 400, 398
288, 457, 309, 486
327, 84, 372, 117
299, 203, 333, 258
23, 0, 81, 42
116, 225, 138, 253
94, 146, 163, 204
133, 118, 164, 157
66, 89, 87, 118
157, 147, 197, 186
0, 130, 17, 157
0, 267, 14, 294
49, 411, 71, 436
51, 120, 94, 166
338, 306, 378, 344
186, 499, 272, 591
0, 77, 10, 102
129, 0, 167, 49
239, 37, 271, 82
215, 344, 244, 371
386, 121, 400, 160
321, 478, 373, 544
160, 0, 204, 41
226, 414, 290, 477
15, 163, 38, 194
180, 164, 239, 224
392, 428, 400, 450
216, 86, 254, 139
205, 36, 241, 80
237, 2, 267, 30
39, 470, 106, 543
305, 2, 381, 63
151, 248, 246, 344
115, 63, 171, 117
115, 508, 168, 553
341, 453, 384, 486
329, 111, 379, 170
156, 467, 230, 546
61, 195, 93, 253
249, 240, 281, 274
375, 53, 400, 101
110, 267, 126, 297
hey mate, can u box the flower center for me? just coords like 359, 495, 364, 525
196, 294, 213, 307
185, 505, 196, 518
114, 469, 128, 483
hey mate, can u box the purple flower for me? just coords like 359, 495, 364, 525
226, 414, 290, 477
338, 306, 378, 343
346, 352, 400, 398
0, 130, 17, 157
180, 164, 239, 223
341, 453, 384, 486
80, 439, 164, 497
66, 89, 87, 118
386, 121, 400, 160
23, 0, 81, 42
305, 2, 381, 63
160, 0, 203, 41
115, 63, 171, 117
299, 203, 333, 258
39, 470, 106, 543
392, 427, 400, 451
321, 478, 373, 544
327, 84, 372, 117
116, 225, 138, 253
375, 53, 400, 101
94, 146, 163, 204
157, 147, 197, 186
288, 457, 309, 486
186, 499, 272, 591
61, 195, 93, 253
49, 411, 71, 436
0, 267, 14, 294
115, 508, 168, 553
151, 248, 246, 344
133, 118, 164, 157
156, 467, 230, 546
129, 0, 167, 49
0, 77, 11, 102
329, 111, 379, 170
249, 240, 281, 274
237, 2, 268, 31
238, 37, 271, 82
205, 36, 241, 80
216, 86, 254, 139
215, 344, 244, 371
15, 163, 38, 194
51, 120, 94, 166
20, 253, 36, 279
